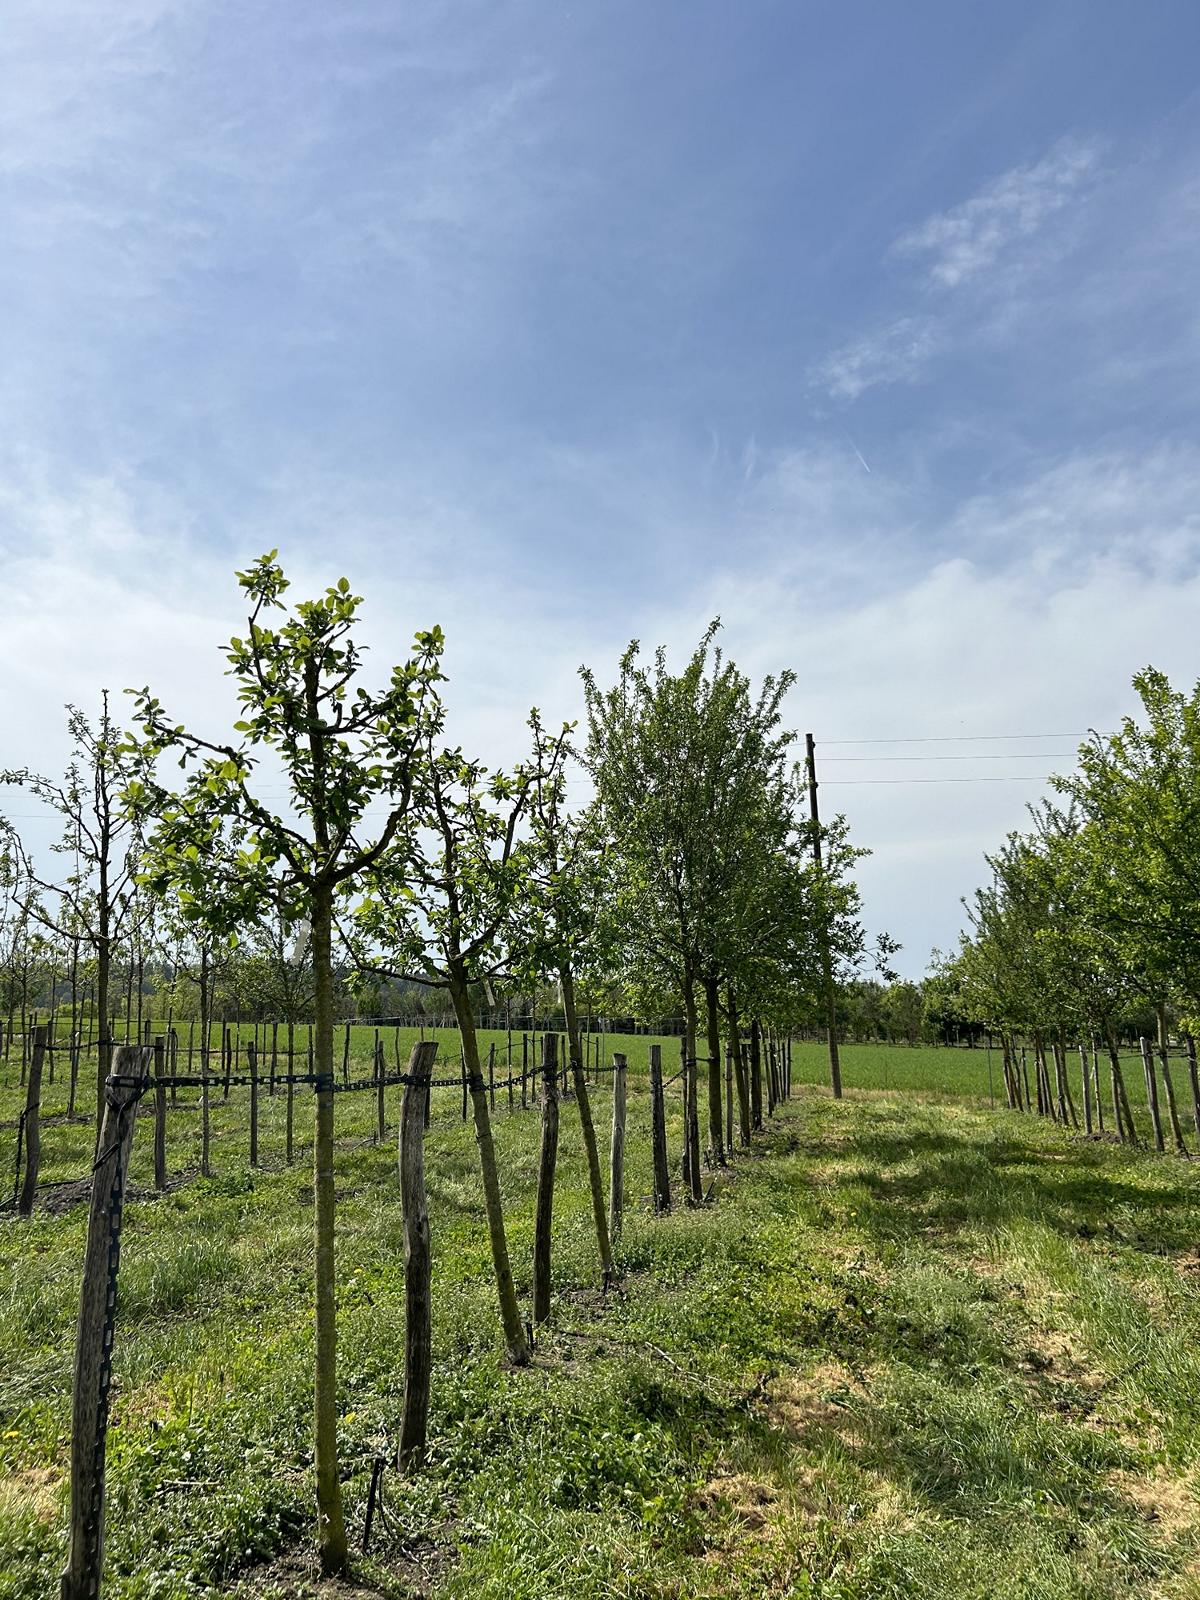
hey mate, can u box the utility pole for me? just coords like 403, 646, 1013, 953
805, 733, 843, 1099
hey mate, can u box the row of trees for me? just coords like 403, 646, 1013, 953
935, 667, 1200, 1149
2, 556, 880, 1578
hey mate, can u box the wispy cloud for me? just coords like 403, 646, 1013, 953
811, 136, 1103, 401
810, 316, 940, 402
894, 136, 1101, 289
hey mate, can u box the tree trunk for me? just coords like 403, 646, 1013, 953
1107, 1033, 1135, 1144
533, 1032, 560, 1323
398, 1040, 438, 1468
1079, 1043, 1093, 1135
450, 975, 529, 1363
560, 966, 612, 1280
311, 884, 347, 1575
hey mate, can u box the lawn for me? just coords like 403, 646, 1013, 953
2, 1035, 1199, 1598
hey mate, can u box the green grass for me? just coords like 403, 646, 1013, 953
3, 1035, 1200, 1597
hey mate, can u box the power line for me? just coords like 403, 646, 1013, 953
820, 732, 1095, 745
824, 775, 1060, 786
823, 753, 1077, 763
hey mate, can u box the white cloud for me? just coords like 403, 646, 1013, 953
810, 136, 1105, 401
809, 315, 940, 402
894, 136, 1101, 289
4, 437, 1200, 981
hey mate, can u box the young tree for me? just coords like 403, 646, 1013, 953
526, 712, 613, 1280
581, 626, 796, 1168
353, 728, 567, 1364
132, 554, 443, 1575
2, 695, 151, 1124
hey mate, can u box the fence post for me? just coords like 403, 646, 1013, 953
609, 1052, 627, 1242
153, 1036, 167, 1192
488, 1043, 495, 1113
248, 1039, 259, 1168
375, 1037, 386, 1142
749, 1020, 762, 1131
60, 1044, 150, 1600
724, 1044, 734, 1160
1140, 1036, 1165, 1153
533, 1032, 560, 1323
398, 1040, 438, 1468
649, 1043, 670, 1213
17, 1023, 47, 1216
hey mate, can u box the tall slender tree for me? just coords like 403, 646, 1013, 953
132, 553, 443, 1576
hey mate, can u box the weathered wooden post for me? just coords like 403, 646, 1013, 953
375, 1037, 387, 1142
201, 1038, 212, 1178
1156, 1012, 1188, 1155
61, 1044, 151, 1600
609, 1052, 627, 1243
724, 1044, 734, 1159
488, 1042, 496, 1112
1079, 1043, 1093, 1135
649, 1043, 670, 1213
533, 1032, 559, 1323
248, 1039, 259, 1168
17, 1023, 47, 1217
1140, 1036, 1165, 1152
1187, 1035, 1200, 1143
398, 1040, 438, 1468
153, 1036, 167, 1192
749, 1019, 762, 1131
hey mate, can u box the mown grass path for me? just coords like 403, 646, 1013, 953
2, 1042, 1200, 1598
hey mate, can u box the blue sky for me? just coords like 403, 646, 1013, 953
4, 1, 1200, 974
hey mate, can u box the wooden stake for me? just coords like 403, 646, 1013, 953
248, 1040, 259, 1168
609, 1053, 627, 1243
60, 1045, 150, 1600
153, 1036, 167, 1192
533, 1032, 560, 1323
398, 1040, 438, 1468
649, 1043, 670, 1213
17, 1023, 47, 1216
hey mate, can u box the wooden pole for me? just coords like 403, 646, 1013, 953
376, 1037, 386, 1142
60, 1045, 150, 1600
749, 1019, 762, 1131
1187, 1034, 1200, 1143
533, 1031, 560, 1323
201, 1038, 212, 1178
1140, 1036, 1165, 1153
17, 1023, 47, 1216
153, 1036, 167, 1192
248, 1039, 259, 1168
609, 1052, 627, 1243
1079, 1043, 1093, 1136
398, 1040, 438, 1468
805, 733, 843, 1098
649, 1043, 670, 1213
1156, 1008, 1188, 1155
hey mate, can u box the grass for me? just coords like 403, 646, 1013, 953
2, 1033, 1200, 1597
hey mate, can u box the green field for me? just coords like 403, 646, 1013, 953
3, 1036, 1200, 1598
